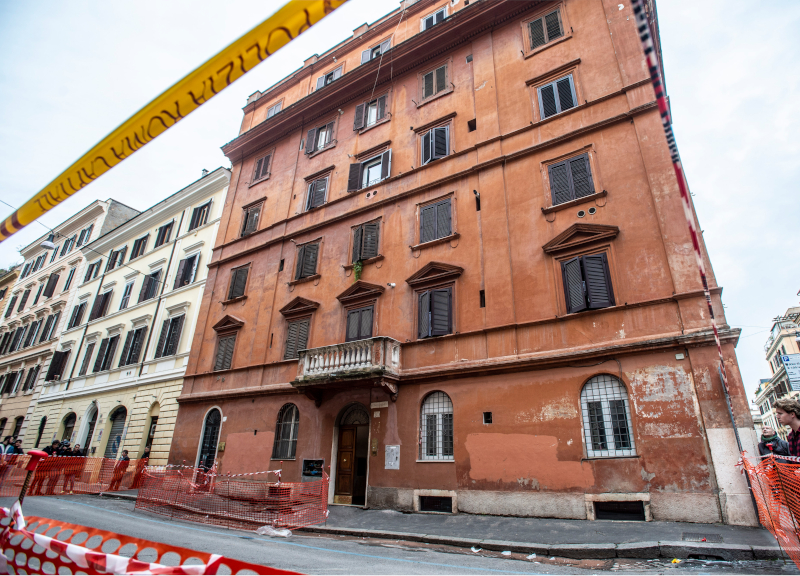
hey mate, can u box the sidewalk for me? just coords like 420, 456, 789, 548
299, 505, 786, 561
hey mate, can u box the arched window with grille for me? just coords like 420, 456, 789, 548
197, 408, 221, 471
272, 404, 299, 459
580, 375, 635, 458
419, 391, 453, 460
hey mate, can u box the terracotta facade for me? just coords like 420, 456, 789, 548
168, 0, 757, 525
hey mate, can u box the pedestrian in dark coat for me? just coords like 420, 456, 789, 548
759, 426, 791, 462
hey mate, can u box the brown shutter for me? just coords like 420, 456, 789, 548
167, 315, 184, 356
377, 95, 387, 120
118, 331, 134, 367
556, 76, 575, 111
422, 130, 432, 165
103, 336, 119, 371
347, 163, 362, 192
325, 122, 335, 145
17, 289, 30, 311
296, 319, 310, 352
380, 150, 391, 180
420, 205, 436, 243
283, 322, 300, 360
304, 128, 317, 154
418, 291, 430, 338
130, 326, 148, 364
260, 155, 271, 179
173, 259, 188, 290
360, 306, 373, 339
79, 343, 94, 375
539, 83, 557, 118
294, 246, 305, 280
561, 257, 587, 313
138, 277, 151, 303
436, 199, 452, 238
432, 127, 448, 160
93, 339, 109, 373
38, 315, 53, 343
229, 268, 248, 299
346, 310, 360, 342
529, 17, 545, 50
353, 103, 365, 130
5, 296, 16, 318
100, 292, 112, 317
582, 254, 615, 309
311, 178, 327, 208
548, 161, 572, 205
43, 274, 59, 297
362, 222, 379, 259
435, 65, 447, 94
435, 9, 445, 24
154, 319, 170, 358
352, 225, 363, 263
568, 154, 595, 199
253, 158, 263, 181
423, 71, 434, 98
430, 288, 451, 336
45, 351, 66, 381
301, 243, 319, 278
545, 10, 563, 41
215, 335, 235, 371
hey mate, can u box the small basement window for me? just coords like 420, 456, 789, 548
483, 411, 492, 424
420, 496, 453, 513
594, 501, 645, 521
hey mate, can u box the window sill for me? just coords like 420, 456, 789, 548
248, 174, 271, 188
221, 295, 247, 305
343, 255, 384, 270
410, 233, 460, 251
582, 454, 639, 461
306, 141, 337, 159
288, 274, 321, 287
416, 459, 455, 463
359, 116, 391, 135
541, 190, 607, 215
416, 87, 453, 109
271, 458, 295, 461
523, 34, 573, 60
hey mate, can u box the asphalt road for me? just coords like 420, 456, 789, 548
1, 495, 796, 575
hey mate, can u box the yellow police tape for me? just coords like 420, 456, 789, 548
0, 0, 347, 243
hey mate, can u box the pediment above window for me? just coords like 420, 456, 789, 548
279, 297, 320, 318
542, 223, 619, 254
405, 261, 464, 287
336, 281, 385, 305
212, 314, 245, 333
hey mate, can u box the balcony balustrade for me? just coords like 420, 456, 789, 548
295, 336, 401, 384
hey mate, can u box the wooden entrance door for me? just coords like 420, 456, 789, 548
334, 426, 356, 504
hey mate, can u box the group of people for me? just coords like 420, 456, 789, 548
759, 397, 800, 460
0, 436, 24, 455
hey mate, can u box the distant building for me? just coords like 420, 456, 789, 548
0, 200, 139, 446
0, 267, 21, 311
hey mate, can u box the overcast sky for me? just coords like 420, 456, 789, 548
1, 0, 798, 403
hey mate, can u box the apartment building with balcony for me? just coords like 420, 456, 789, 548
29, 169, 230, 464
168, 0, 755, 525
0, 200, 139, 446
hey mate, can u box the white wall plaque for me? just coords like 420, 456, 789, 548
385, 445, 400, 470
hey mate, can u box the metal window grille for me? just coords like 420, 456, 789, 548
419, 391, 454, 460
272, 403, 299, 459
580, 375, 635, 458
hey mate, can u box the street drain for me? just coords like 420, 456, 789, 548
681, 532, 723, 543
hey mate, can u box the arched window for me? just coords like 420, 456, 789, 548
35, 416, 47, 448
419, 391, 453, 460
198, 409, 221, 470
0, 418, 7, 437
272, 404, 299, 459
62, 412, 76, 442
580, 375, 635, 458
12, 416, 24, 438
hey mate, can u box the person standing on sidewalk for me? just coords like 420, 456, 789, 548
774, 397, 800, 457
108, 450, 130, 491
759, 426, 791, 462
30, 440, 60, 495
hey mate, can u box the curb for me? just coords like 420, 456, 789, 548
98, 492, 137, 501
297, 526, 787, 561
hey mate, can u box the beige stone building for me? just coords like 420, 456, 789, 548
31, 169, 229, 464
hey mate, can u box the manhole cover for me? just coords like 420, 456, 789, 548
682, 532, 723, 543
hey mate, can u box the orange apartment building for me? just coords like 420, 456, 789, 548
167, 0, 757, 525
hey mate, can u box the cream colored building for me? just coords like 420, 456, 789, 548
30, 168, 230, 464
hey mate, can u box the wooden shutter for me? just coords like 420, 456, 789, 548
93, 339, 109, 373
324, 122, 334, 146
432, 127, 448, 160
77, 229, 86, 246
228, 268, 248, 299
45, 351, 66, 381
99, 291, 112, 317
430, 288, 451, 336
436, 199, 452, 238
38, 316, 53, 344
346, 310, 360, 342
154, 319, 170, 358
79, 343, 94, 375
529, 17, 545, 50
173, 259, 188, 290
294, 246, 305, 279
283, 322, 300, 360
296, 319, 310, 352
360, 306, 373, 339
539, 83, 558, 118
377, 95, 387, 120
347, 163, 362, 192
138, 277, 151, 303
315, 76, 325, 90
352, 226, 363, 263
435, 9, 445, 24
435, 65, 447, 94
130, 326, 147, 364
545, 10, 563, 41
103, 336, 119, 371
118, 332, 134, 367
424, 15, 434, 30
4, 296, 16, 318
253, 157, 264, 181
138, 234, 150, 257
556, 76, 576, 111
548, 161, 572, 205
353, 103, 365, 130
166, 316, 184, 356
380, 150, 391, 180
420, 205, 436, 243
310, 178, 327, 208
305, 128, 317, 154
423, 71, 434, 99
362, 222, 379, 259
69, 305, 80, 328
301, 243, 319, 278
561, 257, 587, 314
422, 131, 432, 165
118, 246, 128, 265
582, 254, 615, 309
418, 291, 430, 338
17, 290, 30, 311
568, 154, 594, 199
360, 49, 371, 64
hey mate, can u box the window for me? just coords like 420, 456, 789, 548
294, 243, 319, 280
347, 151, 392, 192
106, 246, 127, 272
354, 94, 390, 131
9, 327, 25, 352
187, 201, 212, 232
284, 318, 310, 360
422, 7, 447, 30
76, 224, 93, 247
418, 287, 452, 338
63, 267, 76, 292
421, 125, 449, 165
419, 391, 454, 460
78, 342, 95, 376
119, 282, 134, 310
548, 153, 595, 205
361, 39, 390, 64
20, 263, 31, 279
346, 306, 373, 342
32, 284, 44, 307
93, 335, 120, 373
467, 118, 476, 132
17, 289, 30, 312
155, 315, 185, 358
252, 151, 273, 183
23, 319, 42, 348
227, 267, 249, 300
4, 296, 16, 318
68, 302, 87, 329
46, 350, 70, 382
537, 73, 577, 119
305, 177, 328, 210
240, 203, 262, 236
266, 101, 282, 118
119, 326, 148, 367
39, 312, 60, 343
581, 375, 635, 458
0, 333, 10, 356
138, 270, 161, 303
315, 66, 342, 90
0, 288, 5, 300
422, 64, 448, 100
304, 120, 335, 155
22, 365, 40, 392
420, 198, 452, 243
198, 409, 221, 470
42, 273, 60, 298
528, 9, 563, 51
154, 221, 174, 248
173, 254, 199, 289
12, 417, 23, 437
272, 404, 299, 459
84, 261, 102, 283
214, 334, 236, 371
32, 253, 46, 273
351, 221, 380, 263
89, 291, 113, 321
60, 235, 77, 256
561, 253, 615, 314
50, 249, 59, 263
130, 235, 149, 259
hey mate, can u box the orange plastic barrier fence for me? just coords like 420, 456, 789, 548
0, 456, 147, 497
0, 506, 300, 574
740, 453, 800, 568
135, 467, 329, 531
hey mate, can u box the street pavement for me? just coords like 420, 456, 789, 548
1, 495, 797, 575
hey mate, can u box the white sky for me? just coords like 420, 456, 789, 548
1, 0, 798, 404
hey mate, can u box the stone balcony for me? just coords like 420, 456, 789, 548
293, 337, 401, 402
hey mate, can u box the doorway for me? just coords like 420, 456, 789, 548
82, 406, 98, 455
104, 406, 127, 458
334, 404, 369, 506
